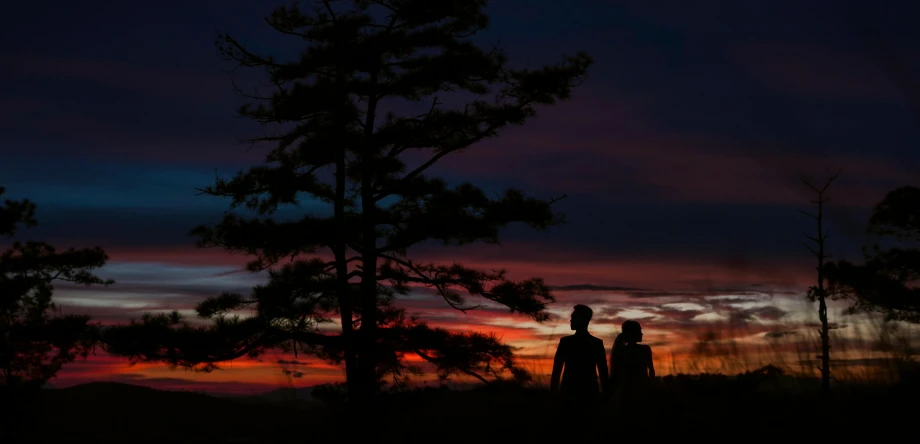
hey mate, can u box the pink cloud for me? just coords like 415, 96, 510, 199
97, 239, 819, 301
100, 240, 817, 291
104, 246, 251, 267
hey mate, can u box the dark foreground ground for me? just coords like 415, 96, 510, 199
4, 375, 916, 443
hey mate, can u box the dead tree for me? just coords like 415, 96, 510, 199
800, 170, 840, 396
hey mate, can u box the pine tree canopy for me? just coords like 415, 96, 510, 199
101, 0, 593, 394
1, 187, 113, 391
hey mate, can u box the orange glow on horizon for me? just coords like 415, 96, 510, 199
43, 242, 915, 394
50, 319, 902, 394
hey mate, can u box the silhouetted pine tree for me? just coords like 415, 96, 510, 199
781, 8, 920, 394
102, 0, 592, 401
0, 187, 113, 393
826, 186, 920, 323
827, 0, 920, 325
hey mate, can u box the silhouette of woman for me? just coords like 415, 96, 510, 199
609, 320, 655, 408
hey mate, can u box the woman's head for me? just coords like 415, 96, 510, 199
621, 320, 643, 343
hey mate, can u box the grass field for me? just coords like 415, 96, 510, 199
4, 314, 918, 443
4, 369, 915, 443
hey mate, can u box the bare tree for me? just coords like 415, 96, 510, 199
800, 170, 841, 395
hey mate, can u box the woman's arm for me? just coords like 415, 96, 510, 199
608, 343, 618, 390
597, 341, 610, 397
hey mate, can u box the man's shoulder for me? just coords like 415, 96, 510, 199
561, 333, 605, 346
584, 333, 604, 346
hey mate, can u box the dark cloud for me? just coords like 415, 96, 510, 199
63, 373, 262, 389
802, 357, 905, 369
1, 190, 873, 262
547, 284, 648, 292
731, 306, 788, 322
281, 370, 305, 378
624, 289, 780, 299
763, 331, 799, 340
804, 322, 850, 330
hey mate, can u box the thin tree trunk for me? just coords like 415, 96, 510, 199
335, 154, 361, 401
359, 70, 380, 401
802, 173, 837, 397
359, 183, 377, 401
816, 195, 831, 395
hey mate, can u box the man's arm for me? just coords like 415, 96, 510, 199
646, 345, 656, 378
597, 340, 610, 396
550, 339, 565, 393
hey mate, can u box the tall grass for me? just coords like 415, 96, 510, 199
513, 309, 920, 391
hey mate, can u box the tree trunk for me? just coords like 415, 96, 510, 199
802, 173, 837, 397
358, 70, 381, 402
334, 138, 361, 401
359, 184, 378, 401
816, 202, 831, 395
333, 60, 363, 401
818, 295, 830, 394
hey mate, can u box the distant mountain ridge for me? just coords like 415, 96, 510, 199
254, 386, 318, 403
40, 379, 494, 406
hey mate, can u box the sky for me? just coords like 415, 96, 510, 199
2, 0, 920, 394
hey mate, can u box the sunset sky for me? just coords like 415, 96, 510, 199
3, 0, 920, 394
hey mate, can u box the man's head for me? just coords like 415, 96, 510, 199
570, 304, 593, 331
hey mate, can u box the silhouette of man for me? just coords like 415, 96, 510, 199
550, 304, 609, 404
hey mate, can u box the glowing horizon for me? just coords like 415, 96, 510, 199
45, 249, 917, 394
